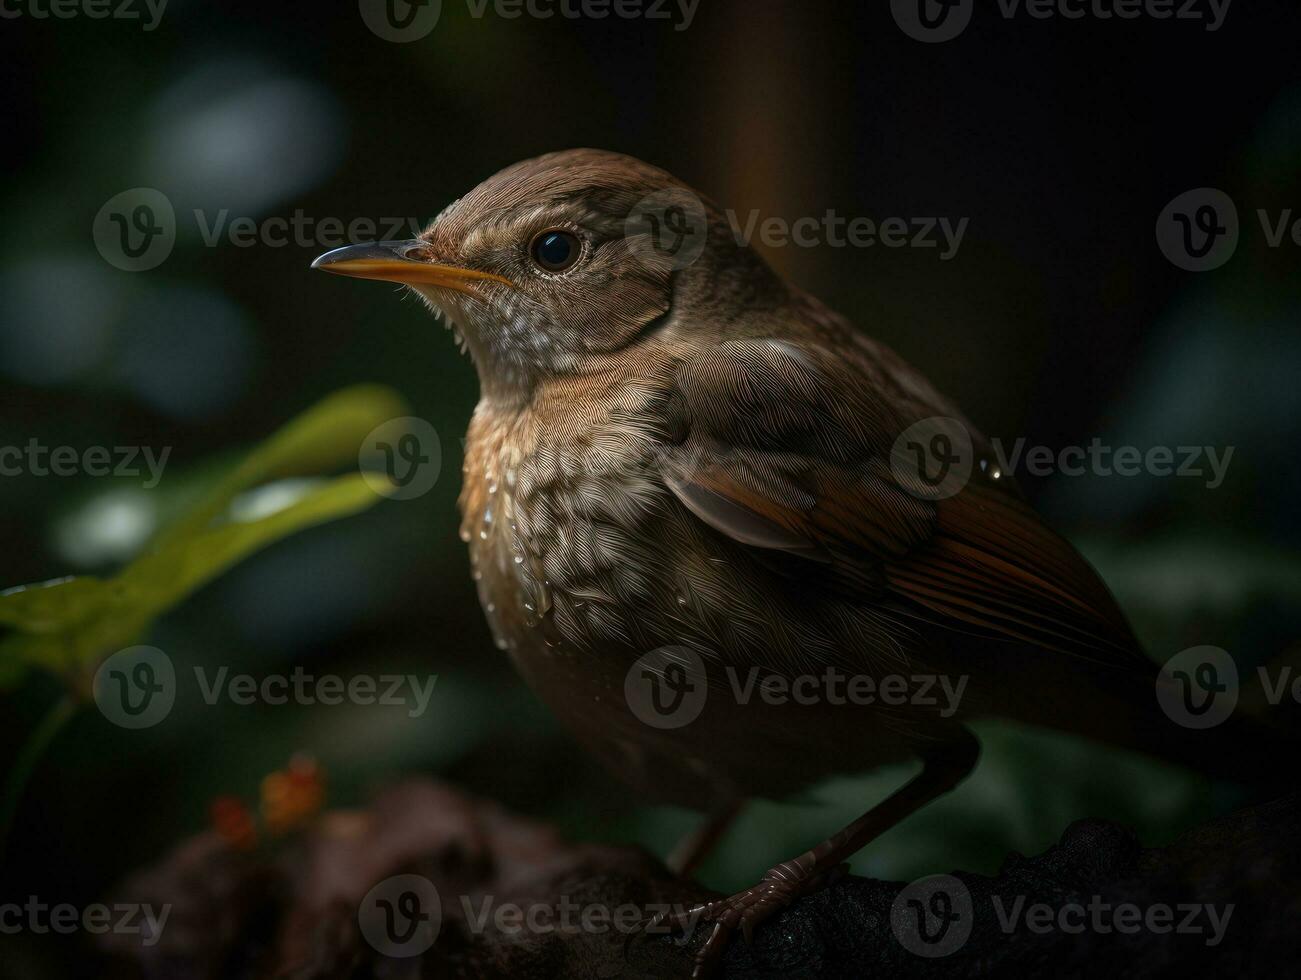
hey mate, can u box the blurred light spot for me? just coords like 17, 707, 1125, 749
229, 478, 321, 523
112, 285, 256, 421
0, 257, 120, 384
144, 61, 346, 217
55, 490, 158, 568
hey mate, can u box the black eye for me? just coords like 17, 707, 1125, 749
530, 229, 581, 272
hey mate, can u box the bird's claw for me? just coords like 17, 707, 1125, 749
640, 862, 849, 976
676, 873, 804, 977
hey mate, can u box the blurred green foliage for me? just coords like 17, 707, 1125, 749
0, 386, 404, 860
0, 385, 401, 691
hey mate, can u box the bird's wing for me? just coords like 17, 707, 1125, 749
660, 336, 1146, 671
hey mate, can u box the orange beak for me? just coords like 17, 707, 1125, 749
311, 241, 513, 295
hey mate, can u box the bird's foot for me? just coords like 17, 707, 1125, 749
649, 862, 848, 978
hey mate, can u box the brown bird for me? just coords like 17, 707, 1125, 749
314, 149, 1272, 975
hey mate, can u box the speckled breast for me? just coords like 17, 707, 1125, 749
454, 408, 922, 808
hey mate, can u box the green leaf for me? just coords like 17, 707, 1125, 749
0, 577, 108, 633
118, 474, 385, 615
0, 386, 406, 687
148, 384, 406, 556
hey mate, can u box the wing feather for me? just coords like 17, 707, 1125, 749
663, 336, 1146, 672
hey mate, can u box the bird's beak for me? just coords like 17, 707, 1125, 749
311, 241, 513, 294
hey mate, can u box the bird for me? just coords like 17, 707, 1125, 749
313, 149, 1276, 976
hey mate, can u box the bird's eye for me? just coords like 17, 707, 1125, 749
529, 229, 581, 273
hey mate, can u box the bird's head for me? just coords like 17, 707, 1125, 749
313, 148, 779, 403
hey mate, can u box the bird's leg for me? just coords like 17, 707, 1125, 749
668, 799, 745, 879
678, 732, 979, 978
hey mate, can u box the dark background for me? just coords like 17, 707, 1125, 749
2, 1, 1299, 975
